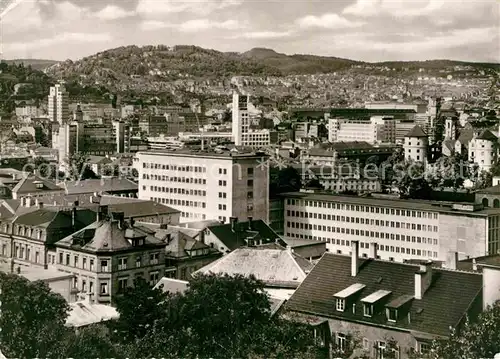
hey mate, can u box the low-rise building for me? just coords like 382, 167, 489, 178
12, 175, 64, 200
285, 242, 499, 359
54, 208, 167, 304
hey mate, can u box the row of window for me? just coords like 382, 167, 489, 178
143, 175, 207, 185
143, 163, 206, 172
286, 222, 439, 243
148, 186, 207, 196
287, 211, 438, 232
8, 244, 41, 263
58, 252, 160, 271
0, 224, 45, 240
150, 196, 206, 209
286, 199, 439, 220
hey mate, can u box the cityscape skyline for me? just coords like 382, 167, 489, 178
2, 0, 499, 63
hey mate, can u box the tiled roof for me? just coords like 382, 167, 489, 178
442, 139, 457, 152
12, 176, 63, 195
475, 184, 500, 194
405, 125, 427, 138
285, 253, 482, 337
61, 178, 138, 195
207, 219, 286, 251
14, 208, 96, 230
195, 248, 312, 288
56, 219, 165, 254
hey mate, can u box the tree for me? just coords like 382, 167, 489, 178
306, 178, 323, 189
270, 166, 302, 195
430, 152, 469, 191
111, 277, 169, 343
380, 148, 405, 193
65, 152, 97, 181
63, 324, 123, 359
32, 156, 53, 178
412, 301, 500, 359
0, 273, 69, 359
392, 159, 432, 199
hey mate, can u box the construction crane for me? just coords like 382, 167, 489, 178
0, 0, 24, 57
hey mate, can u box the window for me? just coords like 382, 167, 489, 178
90, 259, 95, 271
89, 281, 94, 293
136, 256, 142, 268
149, 271, 159, 285
376, 341, 386, 359
65, 254, 70, 265
100, 260, 109, 272
387, 308, 397, 322
100, 282, 109, 295
364, 304, 373, 317
82, 257, 87, 269
336, 299, 345, 312
73, 255, 78, 267
59, 252, 63, 264
247, 168, 254, 176
35, 251, 40, 264
419, 342, 430, 354
150, 253, 159, 265
118, 257, 127, 270
336, 333, 347, 352
363, 338, 370, 351
118, 277, 128, 292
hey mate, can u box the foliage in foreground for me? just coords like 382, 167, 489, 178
0, 272, 326, 359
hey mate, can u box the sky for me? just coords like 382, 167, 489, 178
1, 0, 499, 63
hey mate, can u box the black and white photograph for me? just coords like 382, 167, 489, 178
0, 0, 499, 358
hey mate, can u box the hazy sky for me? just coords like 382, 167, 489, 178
2, 0, 499, 62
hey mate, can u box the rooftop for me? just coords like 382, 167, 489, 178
61, 178, 138, 195
195, 247, 313, 288
207, 219, 286, 251
66, 300, 119, 328
285, 253, 483, 337
154, 277, 189, 294
12, 175, 63, 195
137, 147, 269, 159
405, 125, 427, 138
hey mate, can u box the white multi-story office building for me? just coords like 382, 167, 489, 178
48, 83, 69, 125
232, 93, 270, 148
328, 117, 384, 144
137, 149, 269, 223
283, 191, 500, 262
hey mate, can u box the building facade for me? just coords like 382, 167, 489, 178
137, 149, 269, 223
282, 191, 500, 261
232, 93, 270, 148
403, 126, 428, 164
48, 84, 69, 125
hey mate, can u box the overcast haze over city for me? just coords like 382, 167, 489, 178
2, 0, 500, 63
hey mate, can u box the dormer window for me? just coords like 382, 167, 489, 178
336, 299, 345, 312
387, 308, 397, 322
364, 304, 373, 317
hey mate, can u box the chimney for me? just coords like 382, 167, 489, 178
38, 201, 44, 209
97, 205, 108, 222
199, 230, 205, 244
21, 197, 27, 207
112, 211, 125, 229
248, 216, 253, 231
71, 206, 76, 229
369, 242, 378, 259
351, 240, 359, 277
446, 251, 458, 270
472, 258, 478, 271
230, 217, 238, 232
25, 197, 33, 208
415, 262, 433, 300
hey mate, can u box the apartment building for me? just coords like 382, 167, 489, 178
282, 191, 500, 262
54, 208, 166, 304
137, 148, 269, 223
328, 118, 383, 144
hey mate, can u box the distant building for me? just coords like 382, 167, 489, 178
468, 130, 498, 172
232, 93, 270, 148
403, 125, 428, 164
48, 84, 69, 125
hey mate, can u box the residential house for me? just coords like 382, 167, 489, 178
54, 207, 167, 304
0, 200, 96, 271
285, 241, 499, 358
11, 175, 64, 200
